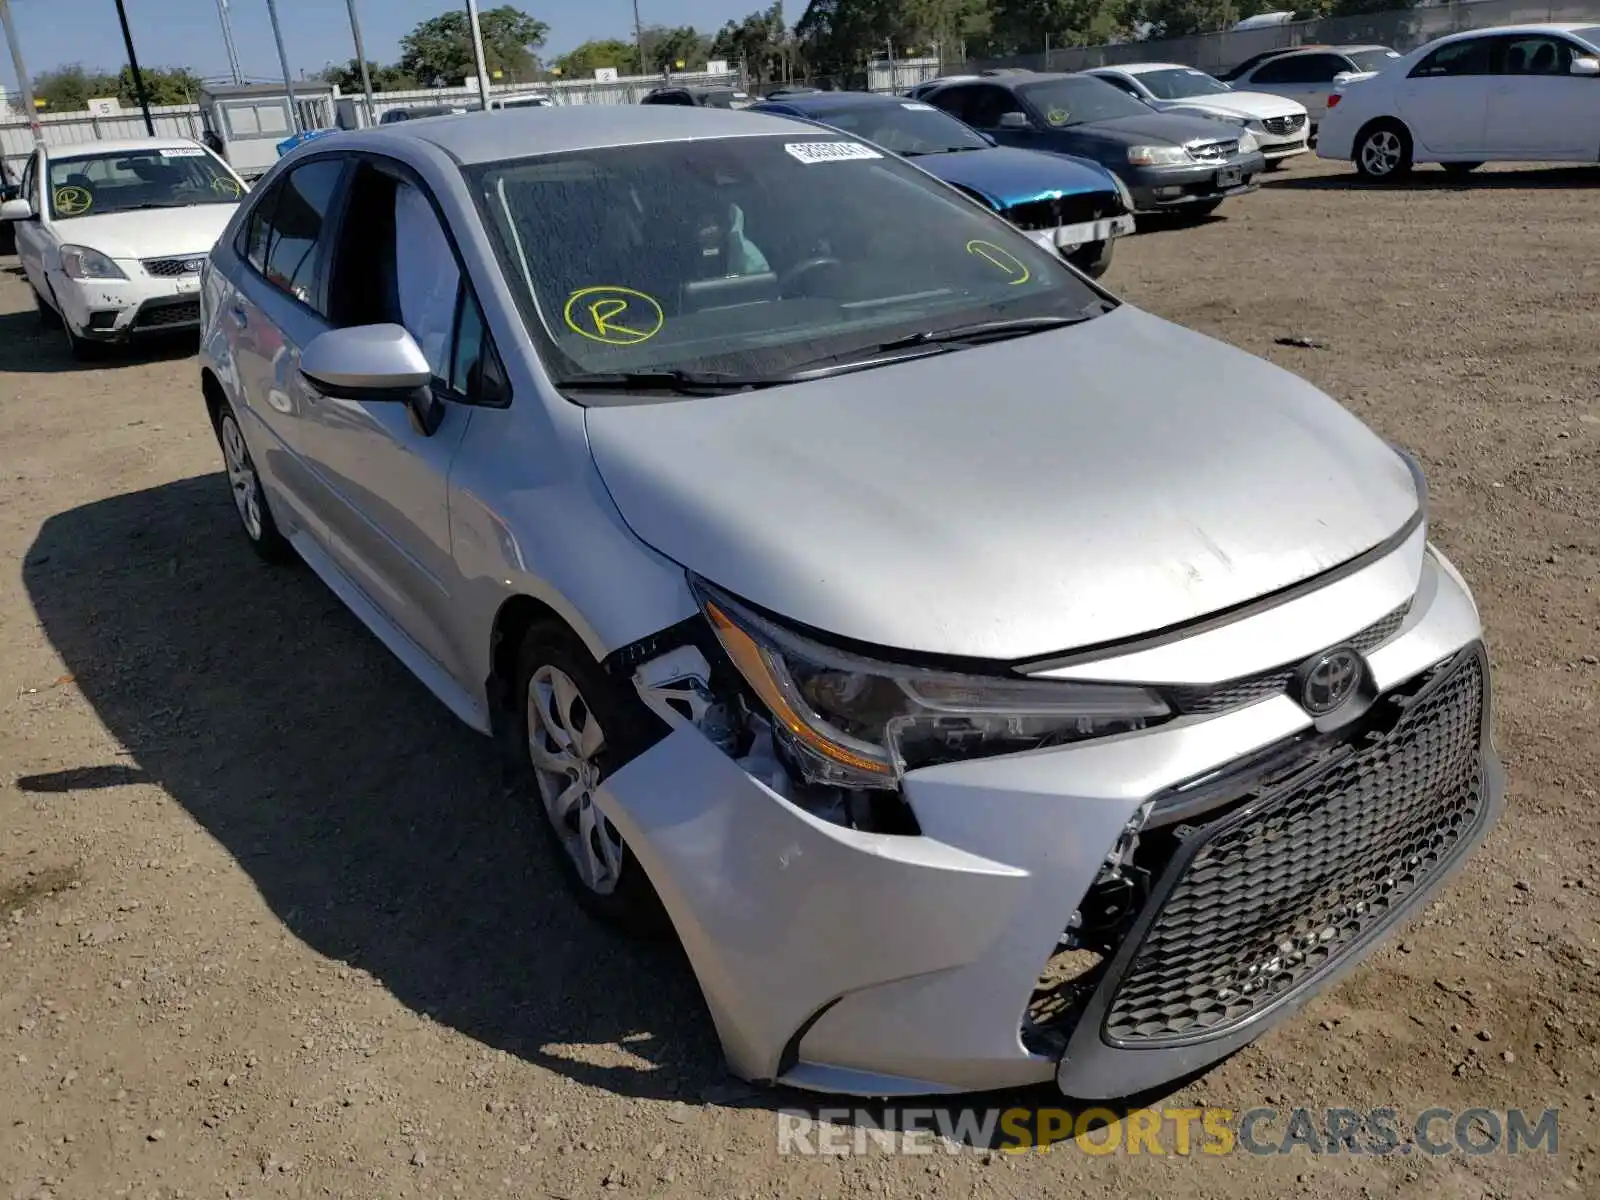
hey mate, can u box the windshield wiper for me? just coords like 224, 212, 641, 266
862, 313, 1094, 354
557, 368, 782, 395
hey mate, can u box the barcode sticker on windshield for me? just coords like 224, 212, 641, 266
160, 147, 208, 158
784, 141, 882, 164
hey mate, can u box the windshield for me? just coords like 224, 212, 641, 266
48, 147, 242, 219
1346, 48, 1401, 72
796, 100, 990, 155
1017, 76, 1151, 126
470, 135, 1105, 389
1574, 26, 1600, 50
1134, 68, 1233, 99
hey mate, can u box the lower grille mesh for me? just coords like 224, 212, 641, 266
1102, 651, 1485, 1046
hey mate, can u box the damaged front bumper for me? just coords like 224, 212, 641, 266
594, 543, 1503, 1098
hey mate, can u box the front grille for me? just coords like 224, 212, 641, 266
133, 298, 201, 329
1187, 139, 1239, 161
1261, 114, 1307, 136
1001, 192, 1118, 233
142, 255, 206, 278
1169, 601, 1410, 716
1101, 650, 1486, 1046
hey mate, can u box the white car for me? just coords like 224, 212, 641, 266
1, 136, 248, 358
1318, 23, 1600, 180
1221, 45, 1402, 124
1085, 63, 1311, 165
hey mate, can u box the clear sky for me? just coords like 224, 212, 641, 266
0, 0, 760, 90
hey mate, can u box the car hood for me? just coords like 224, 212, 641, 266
50, 204, 237, 261
584, 305, 1420, 661
1059, 110, 1248, 146
916, 145, 1115, 205
1156, 90, 1306, 120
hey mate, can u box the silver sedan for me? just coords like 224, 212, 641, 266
197, 104, 1503, 1099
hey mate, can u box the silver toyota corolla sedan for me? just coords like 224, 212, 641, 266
197, 105, 1504, 1100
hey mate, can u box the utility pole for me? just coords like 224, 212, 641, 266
214, 0, 243, 85
632, 0, 645, 76
112, 0, 155, 135
464, 0, 491, 109
264, 0, 302, 132
343, 0, 376, 126
0, 0, 43, 148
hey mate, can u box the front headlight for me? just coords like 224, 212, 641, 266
1236, 130, 1260, 154
697, 582, 1171, 790
58, 245, 126, 280
1126, 144, 1191, 167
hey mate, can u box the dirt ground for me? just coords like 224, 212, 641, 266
1, 153, 1597, 1200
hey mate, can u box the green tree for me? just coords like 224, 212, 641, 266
642, 25, 713, 72
321, 59, 418, 92
710, 4, 796, 82
31, 64, 119, 111
119, 65, 204, 106
551, 38, 639, 76
982, 0, 1134, 54
399, 5, 550, 85
796, 0, 925, 76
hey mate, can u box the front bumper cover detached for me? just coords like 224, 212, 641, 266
593, 543, 1503, 1098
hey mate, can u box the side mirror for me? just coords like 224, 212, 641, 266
0, 197, 33, 222
299, 324, 444, 434
1332, 70, 1355, 84
1571, 55, 1600, 76
997, 111, 1031, 131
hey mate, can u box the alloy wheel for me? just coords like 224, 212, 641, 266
1360, 129, 1402, 178
219, 414, 264, 540
526, 664, 625, 895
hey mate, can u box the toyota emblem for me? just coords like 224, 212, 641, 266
1298, 647, 1362, 715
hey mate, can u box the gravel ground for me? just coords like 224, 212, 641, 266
1, 153, 1597, 1200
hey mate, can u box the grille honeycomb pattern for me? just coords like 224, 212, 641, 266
1103, 652, 1485, 1046
142, 256, 204, 278
133, 300, 201, 329
1170, 603, 1410, 716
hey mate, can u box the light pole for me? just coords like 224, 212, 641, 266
631, 0, 645, 76
264, 0, 302, 132
463, 0, 491, 109
343, 0, 376, 126
0, 0, 42, 148
112, 0, 155, 135
214, 0, 243, 85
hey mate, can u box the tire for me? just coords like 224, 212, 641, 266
1066, 239, 1113, 279
511, 621, 669, 935
61, 317, 103, 361
214, 401, 293, 562
34, 286, 60, 329
1354, 120, 1412, 181
1441, 161, 1483, 177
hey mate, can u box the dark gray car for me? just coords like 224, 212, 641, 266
923, 72, 1266, 216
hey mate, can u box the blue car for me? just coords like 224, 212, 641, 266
749, 90, 1134, 277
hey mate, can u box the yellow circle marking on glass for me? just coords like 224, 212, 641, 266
965, 239, 1030, 286
211, 176, 243, 198
1046, 107, 1069, 126
54, 186, 92, 216
562, 285, 665, 345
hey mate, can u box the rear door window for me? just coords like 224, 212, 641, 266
1410, 38, 1496, 78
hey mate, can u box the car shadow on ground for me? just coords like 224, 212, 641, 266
21, 475, 1210, 1125
0, 308, 198, 374
1264, 164, 1600, 192
22, 474, 726, 1102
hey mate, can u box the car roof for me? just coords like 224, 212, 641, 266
1091, 62, 1198, 75
1431, 22, 1597, 40
47, 136, 202, 160
345, 105, 824, 164
760, 91, 903, 111
1265, 44, 1391, 56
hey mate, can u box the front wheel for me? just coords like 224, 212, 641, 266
215, 403, 292, 561
1354, 122, 1412, 181
1066, 239, 1113, 279
512, 622, 668, 935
